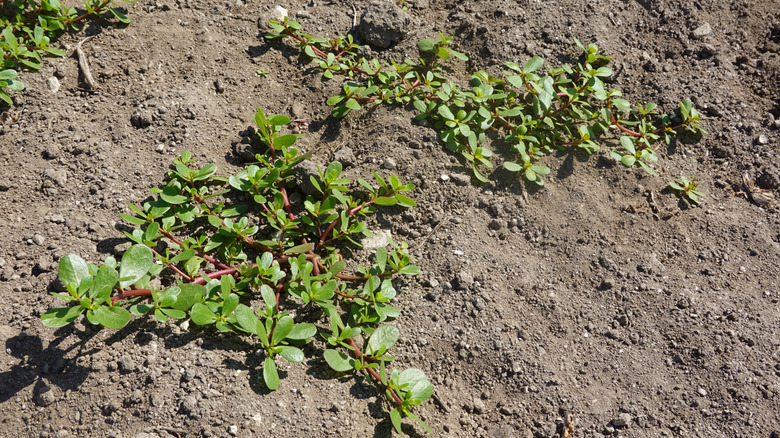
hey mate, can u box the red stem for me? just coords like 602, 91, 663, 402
111, 287, 151, 303
318, 199, 372, 249
159, 228, 230, 270
65, 0, 113, 25
147, 247, 192, 281
344, 338, 403, 407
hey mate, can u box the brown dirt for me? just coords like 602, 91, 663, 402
2, 0, 780, 437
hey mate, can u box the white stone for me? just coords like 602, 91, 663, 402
362, 228, 391, 250
47, 77, 60, 93
271, 5, 288, 21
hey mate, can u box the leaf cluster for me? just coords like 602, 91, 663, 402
267, 20, 705, 186
668, 176, 704, 206
0, 0, 131, 104
41, 108, 432, 435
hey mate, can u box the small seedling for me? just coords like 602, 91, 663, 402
256, 68, 268, 77
41, 108, 433, 435
668, 176, 704, 205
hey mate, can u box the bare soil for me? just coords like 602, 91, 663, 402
1, 1, 780, 437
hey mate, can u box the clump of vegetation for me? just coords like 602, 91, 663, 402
42, 108, 433, 435
0, 0, 130, 104
266, 19, 704, 186
36, 11, 710, 436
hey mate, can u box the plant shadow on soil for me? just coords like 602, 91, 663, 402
0, 331, 88, 404
0, 319, 153, 406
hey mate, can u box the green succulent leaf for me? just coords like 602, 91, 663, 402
398, 368, 433, 404
58, 254, 90, 291
287, 323, 317, 341
278, 346, 304, 363
190, 303, 217, 325
390, 408, 403, 434
272, 316, 294, 345
368, 325, 399, 355
92, 306, 132, 329
118, 245, 153, 288
234, 304, 258, 334
524, 56, 544, 73
41, 306, 85, 328
263, 355, 280, 390
173, 284, 205, 311
323, 349, 354, 372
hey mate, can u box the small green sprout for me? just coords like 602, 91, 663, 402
668, 176, 704, 205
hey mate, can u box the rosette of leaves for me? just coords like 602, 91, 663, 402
668, 176, 704, 206
41, 107, 434, 435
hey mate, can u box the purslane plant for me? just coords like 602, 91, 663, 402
0, 0, 131, 104
668, 176, 704, 206
41, 108, 433, 435
266, 19, 704, 185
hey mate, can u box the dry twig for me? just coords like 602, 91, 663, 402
74, 36, 97, 90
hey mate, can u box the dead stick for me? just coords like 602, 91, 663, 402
75, 37, 97, 90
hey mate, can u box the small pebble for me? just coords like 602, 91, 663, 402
270, 5, 288, 21
757, 135, 769, 145
472, 398, 486, 414
155, 144, 165, 153
381, 157, 396, 169
612, 413, 632, 427
118, 355, 137, 373
453, 270, 474, 290
150, 393, 164, 407
691, 22, 712, 39
214, 79, 226, 93
47, 77, 60, 93
36, 386, 56, 407
54, 63, 66, 79
450, 173, 470, 186
43, 168, 68, 187
334, 147, 356, 167
179, 396, 198, 414
440, 174, 450, 182
43, 144, 61, 159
